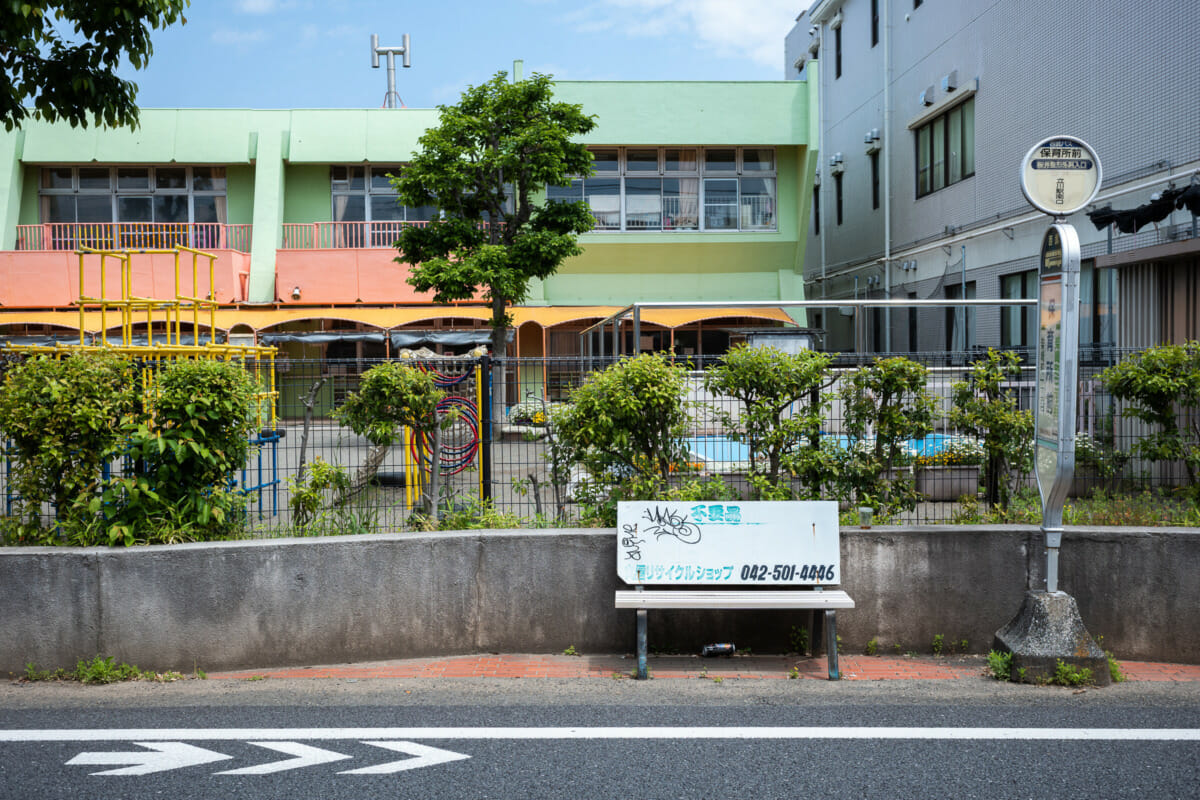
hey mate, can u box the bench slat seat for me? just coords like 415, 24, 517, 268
615, 589, 854, 611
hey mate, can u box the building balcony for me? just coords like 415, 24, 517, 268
281, 221, 430, 249
2, 226, 251, 307
15, 222, 252, 253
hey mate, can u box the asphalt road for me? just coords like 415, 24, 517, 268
2, 678, 1198, 799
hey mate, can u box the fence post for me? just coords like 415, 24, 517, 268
480, 354, 492, 501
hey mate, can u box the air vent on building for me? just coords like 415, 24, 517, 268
920, 86, 936, 106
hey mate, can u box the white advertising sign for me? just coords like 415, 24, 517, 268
616, 500, 840, 586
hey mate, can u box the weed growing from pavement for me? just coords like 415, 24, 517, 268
987, 650, 1014, 681
864, 637, 878, 656
1096, 636, 1126, 683
562, 645, 579, 657
1048, 659, 1094, 687
932, 634, 945, 655
23, 655, 183, 684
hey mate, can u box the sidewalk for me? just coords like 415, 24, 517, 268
208, 654, 1200, 682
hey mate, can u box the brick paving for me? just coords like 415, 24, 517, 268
208, 654, 1200, 682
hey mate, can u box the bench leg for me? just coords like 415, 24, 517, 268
636, 608, 648, 680
825, 609, 840, 680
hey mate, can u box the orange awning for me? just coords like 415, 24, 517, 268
0, 304, 795, 334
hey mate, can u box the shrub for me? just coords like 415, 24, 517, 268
333, 362, 445, 516
950, 349, 1034, 509
840, 356, 937, 513
554, 353, 693, 525
1101, 341, 1200, 489
704, 345, 833, 499
105, 359, 258, 544
0, 351, 137, 543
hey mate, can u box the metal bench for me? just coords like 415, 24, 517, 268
614, 500, 854, 681
615, 587, 855, 680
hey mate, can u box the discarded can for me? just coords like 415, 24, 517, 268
700, 643, 736, 657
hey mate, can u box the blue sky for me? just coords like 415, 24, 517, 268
117, 0, 802, 110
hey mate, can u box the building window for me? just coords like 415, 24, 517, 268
1000, 270, 1037, 351
871, 0, 879, 47
834, 25, 843, 78
834, 172, 844, 225
945, 281, 977, 353
331, 165, 437, 247
39, 166, 228, 248
550, 147, 775, 233
1079, 261, 1118, 357
915, 96, 975, 198
870, 151, 880, 210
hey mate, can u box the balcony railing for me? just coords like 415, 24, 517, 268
15, 223, 252, 253
281, 221, 430, 249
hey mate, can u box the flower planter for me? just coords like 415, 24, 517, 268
918, 465, 981, 501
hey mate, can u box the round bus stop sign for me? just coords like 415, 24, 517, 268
1020, 135, 1102, 217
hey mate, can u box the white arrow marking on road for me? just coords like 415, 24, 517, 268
215, 741, 353, 775
66, 742, 233, 776
338, 741, 471, 774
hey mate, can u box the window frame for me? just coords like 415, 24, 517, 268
914, 96, 975, 198
38, 165, 227, 226
553, 147, 777, 233
999, 269, 1038, 351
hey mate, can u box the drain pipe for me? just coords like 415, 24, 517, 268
882, 0, 892, 353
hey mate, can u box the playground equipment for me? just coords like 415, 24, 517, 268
402, 360, 484, 511
1, 245, 282, 518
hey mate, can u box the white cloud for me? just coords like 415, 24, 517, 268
575, 0, 798, 69
211, 28, 269, 46
235, 0, 278, 13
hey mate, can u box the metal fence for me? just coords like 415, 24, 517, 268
2, 349, 1193, 536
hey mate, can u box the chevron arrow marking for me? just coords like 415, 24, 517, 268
215, 741, 354, 775
338, 741, 471, 774
66, 742, 233, 776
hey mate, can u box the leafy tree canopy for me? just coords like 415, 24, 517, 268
393, 70, 596, 353
1, 0, 188, 131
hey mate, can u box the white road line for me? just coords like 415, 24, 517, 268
3, 727, 1200, 742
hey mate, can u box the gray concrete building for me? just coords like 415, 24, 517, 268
787, 0, 1200, 356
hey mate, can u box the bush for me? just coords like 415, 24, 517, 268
704, 345, 833, 499
0, 351, 137, 543
103, 359, 258, 544
950, 349, 1034, 509
1101, 341, 1200, 489
554, 353, 693, 525
840, 356, 937, 513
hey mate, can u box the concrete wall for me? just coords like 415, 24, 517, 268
2, 526, 1197, 674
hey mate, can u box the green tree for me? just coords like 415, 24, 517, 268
392, 70, 596, 365
950, 349, 1034, 509
0, 351, 136, 541
1101, 341, 1200, 487
841, 356, 937, 512
333, 362, 445, 516
1, 0, 189, 131
704, 344, 833, 498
